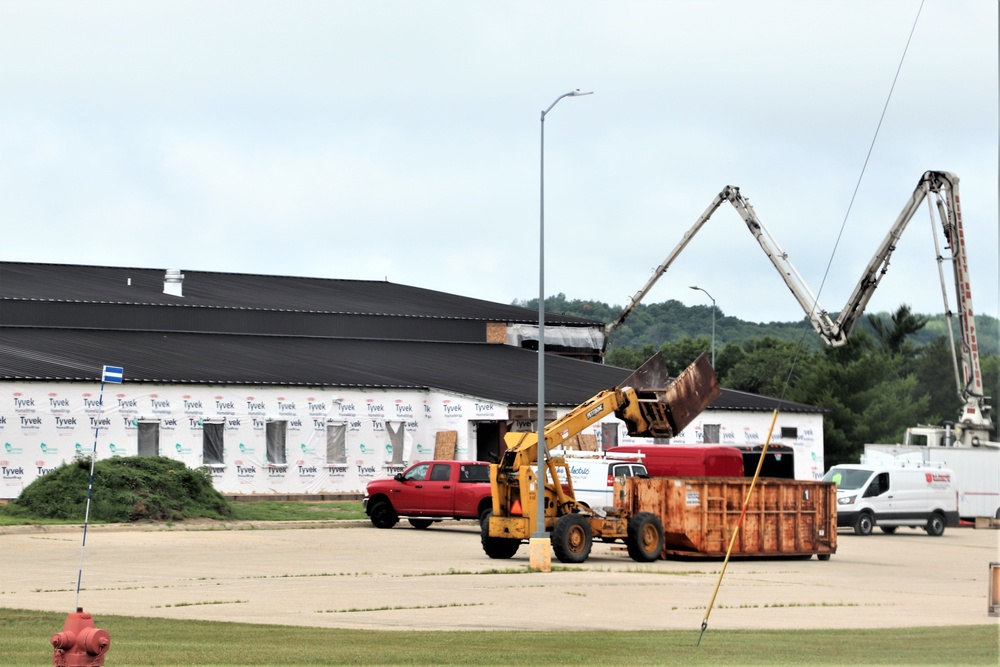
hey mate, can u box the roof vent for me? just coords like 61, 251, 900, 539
163, 269, 184, 297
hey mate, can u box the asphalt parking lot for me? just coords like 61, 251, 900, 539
2, 520, 998, 632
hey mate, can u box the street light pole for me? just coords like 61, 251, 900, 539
533, 89, 592, 572
690, 285, 716, 369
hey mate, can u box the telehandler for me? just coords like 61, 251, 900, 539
482, 352, 720, 563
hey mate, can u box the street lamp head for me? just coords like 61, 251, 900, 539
690, 285, 715, 303
543, 89, 594, 117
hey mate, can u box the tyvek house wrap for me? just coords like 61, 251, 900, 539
0, 381, 505, 499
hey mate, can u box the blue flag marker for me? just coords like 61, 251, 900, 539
102, 366, 124, 384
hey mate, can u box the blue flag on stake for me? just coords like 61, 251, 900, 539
102, 365, 124, 384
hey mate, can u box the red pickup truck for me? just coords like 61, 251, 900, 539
363, 460, 493, 529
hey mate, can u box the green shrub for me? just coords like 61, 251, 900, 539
10, 456, 233, 523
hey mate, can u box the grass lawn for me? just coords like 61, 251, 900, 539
3, 609, 996, 666
0, 500, 368, 526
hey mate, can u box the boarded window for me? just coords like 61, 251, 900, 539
326, 422, 347, 464
137, 421, 159, 457
266, 420, 288, 465
703, 424, 721, 444
386, 421, 405, 464
203, 421, 224, 465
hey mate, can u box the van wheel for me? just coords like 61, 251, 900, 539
879, 526, 897, 535
925, 513, 946, 536
626, 512, 664, 562
853, 512, 874, 536
552, 514, 593, 564
480, 512, 520, 559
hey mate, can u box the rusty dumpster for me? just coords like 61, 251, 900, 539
620, 477, 837, 559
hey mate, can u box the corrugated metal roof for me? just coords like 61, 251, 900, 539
0, 328, 820, 412
0, 261, 596, 325
0, 300, 490, 342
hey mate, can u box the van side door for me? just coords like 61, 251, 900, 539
862, 471, 893, 517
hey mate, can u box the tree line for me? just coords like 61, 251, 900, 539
519, 295, 1000, 466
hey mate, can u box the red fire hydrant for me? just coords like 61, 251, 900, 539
51, 608, 111, 666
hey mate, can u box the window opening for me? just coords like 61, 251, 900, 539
137, 421, 160, 457
326, 422, 347, 464
266, 420, 288, 466
203, 421, 224, 465
386, 421, 405, 464
600, 422, 619, 450
780, 426, 798, 440
703, 424, 721, 444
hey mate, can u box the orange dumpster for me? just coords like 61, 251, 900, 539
619, 477, 837, 559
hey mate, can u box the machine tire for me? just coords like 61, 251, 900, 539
480, 512, 520, 559
369, 500, 399, 529
817, 554, 831, 561
478, 506, 492, 527
879, 526, 897, 535
625, 512, 664, 562
853, 512, 874, 536
552, 513, 593, 564
408, 518, 433, 529
925, 512, 946, 536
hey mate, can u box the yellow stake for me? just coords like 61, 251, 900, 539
697, 408, 779, 646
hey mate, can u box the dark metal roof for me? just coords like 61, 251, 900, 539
0, 299, 489, 342
0, 261, 596, 325
0, 327, 820, 412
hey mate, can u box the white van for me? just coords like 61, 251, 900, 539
822, 463, 959, 536
550, 449, 648, 511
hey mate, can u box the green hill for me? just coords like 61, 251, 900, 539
516, 294, 1000, 357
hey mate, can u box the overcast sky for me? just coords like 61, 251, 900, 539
1, 1, 996, 326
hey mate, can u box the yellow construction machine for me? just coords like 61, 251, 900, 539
482, 352, 721, 563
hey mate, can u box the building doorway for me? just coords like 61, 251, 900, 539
473, 421, 503, 463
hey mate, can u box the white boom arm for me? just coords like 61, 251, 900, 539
606, 171, 990, 432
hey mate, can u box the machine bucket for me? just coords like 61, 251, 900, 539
622, 352, 721, 438
658, 351, 721, 435
622, 351, 671, 390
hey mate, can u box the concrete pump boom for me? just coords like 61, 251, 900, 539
606, 171, 990, 436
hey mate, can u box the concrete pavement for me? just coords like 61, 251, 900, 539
2, 520, 998, 632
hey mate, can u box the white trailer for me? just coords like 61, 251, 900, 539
863, 442, 1000, 520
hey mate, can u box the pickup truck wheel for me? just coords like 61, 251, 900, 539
369, 501, 399, 529
925, 512, 946, 536
552, 514, 592, 564
408, 518, 433, 529
626, 512, 664, 562
480, 512, 520, 559
853, 512, 873, 536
